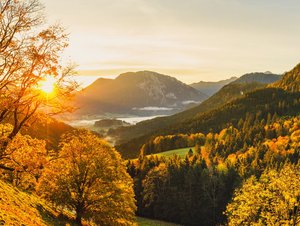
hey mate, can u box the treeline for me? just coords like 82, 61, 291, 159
127, 114, 300, 225
118, 88, 300, 158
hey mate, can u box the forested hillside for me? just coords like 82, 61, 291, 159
124, 63, 300, 225
128, 114, 300, 225
117, 88, 300, 158
271, 63, 300, 92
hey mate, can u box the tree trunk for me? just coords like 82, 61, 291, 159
75, 206, 83, 226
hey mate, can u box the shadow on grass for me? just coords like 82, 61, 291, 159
36, 204, 77, 226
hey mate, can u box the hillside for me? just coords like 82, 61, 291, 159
271, 63, 300, 92
0, 180, 74, 225
109, 83, 265, 150
190, 77, 237, 96
21, 117, 74, 150
74, 71, 208, 116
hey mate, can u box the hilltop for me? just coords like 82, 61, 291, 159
232, 72, 281, 84
271, 63, 300, 92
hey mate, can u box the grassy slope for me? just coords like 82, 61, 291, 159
154, 147, 195, 158
137, 217, 181, 226
0, 180, 75, 226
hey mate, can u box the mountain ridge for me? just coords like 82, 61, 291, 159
233, 72, 281, 84
190, 77, 238, 96
270, 63, 300, 92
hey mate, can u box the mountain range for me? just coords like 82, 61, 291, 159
108, 71, 285, 158
190, 72, 281, 96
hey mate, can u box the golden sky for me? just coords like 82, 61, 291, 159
42, 0, 300, 84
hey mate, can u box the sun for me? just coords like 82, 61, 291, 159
39, 76, 56, 94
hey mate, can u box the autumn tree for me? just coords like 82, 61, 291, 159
0, 0, 78, 157
37, 130, 136, 226
0, 124, 47, 189
226, 163, 300, 225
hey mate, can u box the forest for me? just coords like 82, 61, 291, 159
127, 113, 300, 225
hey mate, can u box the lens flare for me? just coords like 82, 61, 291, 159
39, 76, 56, 94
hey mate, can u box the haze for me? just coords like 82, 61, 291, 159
42, 0, 300, 84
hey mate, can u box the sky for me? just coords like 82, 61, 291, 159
41, 0, 300, 86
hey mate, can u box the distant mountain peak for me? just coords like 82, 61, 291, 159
264, 71, 273, 74
74, 71, 208, 116
232, 72, 281, 84
116, 71, 181, 83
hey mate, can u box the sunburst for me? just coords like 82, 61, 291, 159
39, 76, 56, 94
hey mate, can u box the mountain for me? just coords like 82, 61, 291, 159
232, 72, 281, 84
74, 71, 208, 116
271, 63, 300, 92
190, 77, 237, 96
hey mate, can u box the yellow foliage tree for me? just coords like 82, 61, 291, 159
0, 123, 47, 189
226, 163, 300, 225
37, 130, 136, 226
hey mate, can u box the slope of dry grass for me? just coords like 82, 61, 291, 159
0, 180, 75, 226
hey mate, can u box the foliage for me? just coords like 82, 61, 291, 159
3, 134, 47, 189
271, 63, 300, 92
226, 163, 300, 226
0, 123, 48, 189
38, 129, 136, 226
0, 0, 78, 157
